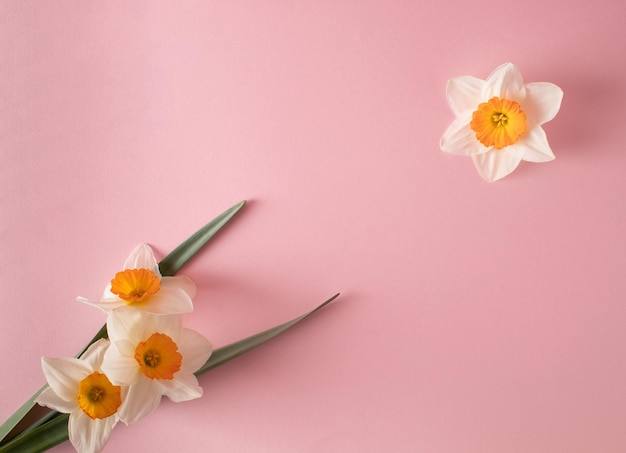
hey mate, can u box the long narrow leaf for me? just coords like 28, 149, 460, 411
159, 200, 246, 277
12, 411, 57, 441
0, 201, 246, 445
0, 414, 69, 453
0, 388, 48, 447
195, 293, 340, 376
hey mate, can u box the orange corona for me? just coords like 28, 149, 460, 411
77, 372, 122, 419
470, 96, 527, 149
134, 333, 182, 380
110, 268, 161, 304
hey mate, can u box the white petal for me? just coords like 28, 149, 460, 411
35, 387, 77, 413
152, 313, 183, 340
178, 328, 213, 374
123, 244, 160, 276
522, 82, 563, 125
160, 372, 203, 402
77, 296, 125, 314
101, 340, 140, 386
100, 284, 114, 300
446, 75, 484, 116
41, 357, 90, 401
162, 275, 196, 299
118, 378, 163, 425
142, 286, 193, 315
482, 63, 526, 102
77, 285, 126, 313
69, 409, 117, 453
516, 126, 556, 163
471, 147, 524, 182
106, 306, 146, 343
79, 339, 110, 369
440, 112, 489, 155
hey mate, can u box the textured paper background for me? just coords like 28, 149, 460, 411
1, 1, 625, 452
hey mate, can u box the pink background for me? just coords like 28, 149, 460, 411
2, 1, 625, 452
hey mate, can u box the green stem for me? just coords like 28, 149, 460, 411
195, 293, 340, 375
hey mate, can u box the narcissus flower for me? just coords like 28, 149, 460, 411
101, 307, 212, 424
78, 244, 196, 315
35, 339, 123, 453
440, 63, 563, 182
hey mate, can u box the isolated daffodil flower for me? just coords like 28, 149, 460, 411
440, 63, 563, 182
35, 339, 123, 453
101, 307, 212, 424
78, 244, 196, 315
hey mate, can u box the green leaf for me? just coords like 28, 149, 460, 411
159, 200, 246, 277
0, 414, 69, 453
0, 388, 49, 447
195, 293, 340, 376
0, 201, 246, 446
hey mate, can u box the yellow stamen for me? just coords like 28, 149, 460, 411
77, 372, 121, 419
110, 268, 161, 304
134, 333, 182, 380
470, 96, 527, 149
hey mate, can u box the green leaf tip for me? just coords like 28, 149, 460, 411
195, 292, 340, 376
158, 200, 246, 276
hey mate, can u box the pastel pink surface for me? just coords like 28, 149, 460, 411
1, 1, 625, 452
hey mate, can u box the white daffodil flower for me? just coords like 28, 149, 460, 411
440, 62, 563, 182
101, 307, 212, 425
35, 339, 123, 453
78, 244, 196, 315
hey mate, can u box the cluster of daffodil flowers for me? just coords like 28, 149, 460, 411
0, 201, 339, 453
440, 62, 563, 182
36, 244, 213, 453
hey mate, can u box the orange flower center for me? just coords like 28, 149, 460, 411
134, 333, 182, 380
77, 371, 122, 419
470, 96, 527, 149
110, 268, 161, 304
